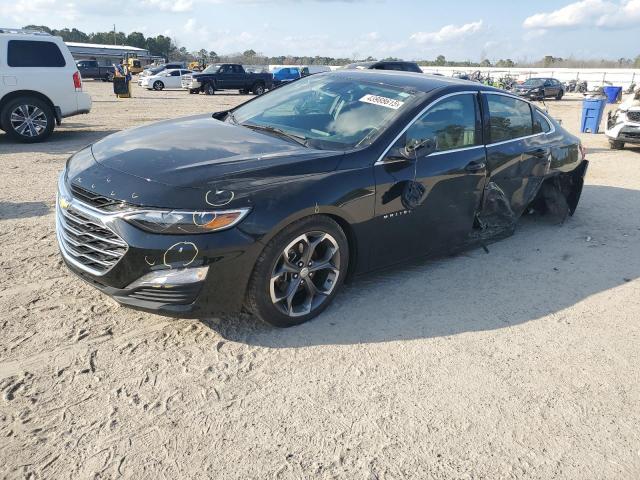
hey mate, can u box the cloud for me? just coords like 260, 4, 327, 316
141, 0, 193, 12
410, 21, 484, 44
523, 0, 640, 29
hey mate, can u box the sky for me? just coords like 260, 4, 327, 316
1, 0, 639, 61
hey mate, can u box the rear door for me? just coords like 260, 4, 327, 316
372, 91, 487, 267
482, 93, 552, 218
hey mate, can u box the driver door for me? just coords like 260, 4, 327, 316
371, 92, 487, 268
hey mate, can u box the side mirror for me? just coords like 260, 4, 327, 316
405, 138, 436, 157
386, 137, 437, 162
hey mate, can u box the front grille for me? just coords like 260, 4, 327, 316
70, 184, 128, 211
627, 111, 640, 123
621, 130, 640, 139
57, 202, 128, 275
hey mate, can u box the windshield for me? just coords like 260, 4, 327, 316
202, 65, 221, 74
522, 79, 544, 87
231, 74, 421, 150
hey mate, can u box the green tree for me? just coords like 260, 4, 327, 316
126, 32, 146, 49
435, 54, 446, 66
23, 25, 52, 34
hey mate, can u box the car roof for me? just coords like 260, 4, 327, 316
323, 69, 500, 94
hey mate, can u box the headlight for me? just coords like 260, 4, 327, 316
124, 208, 250, 234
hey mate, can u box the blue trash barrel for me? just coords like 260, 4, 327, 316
581, 98, 606, 133
602, 86, 622, 104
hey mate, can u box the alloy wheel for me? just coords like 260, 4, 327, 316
10, 104, 48, 138
269, 231, 340, 317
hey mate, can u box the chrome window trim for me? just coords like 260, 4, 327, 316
374, 90, 480, 165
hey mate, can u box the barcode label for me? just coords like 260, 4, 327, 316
359, 94, 404, 109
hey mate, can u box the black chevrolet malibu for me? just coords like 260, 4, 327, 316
57, 71, 588, 327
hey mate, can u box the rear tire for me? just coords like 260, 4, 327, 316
204, 83, 215, 95
1, 96, 54, 143
189, 89, 199, 94
609, 140, 625, 150
245, 216, 349, 327
106, 72, 114, 82
252, 83, 265, 95
153, 80, 164, 91
556, 91, 564, 100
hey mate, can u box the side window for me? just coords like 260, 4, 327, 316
170, 70, 180, 76
7, 40, 66, 67
233, 65, 243, 73
532, 109, 552, 134
220, 66, 230, 73
486, 95, 533, 143
405, 94, 479, 153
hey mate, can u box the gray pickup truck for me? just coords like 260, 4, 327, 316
182, 63, 273, 95
76, 60, 116, 82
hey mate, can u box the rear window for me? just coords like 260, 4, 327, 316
487, 94, 533, 143
7, 40, 66, 67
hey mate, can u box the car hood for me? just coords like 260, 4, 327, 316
67, 114, 343, 209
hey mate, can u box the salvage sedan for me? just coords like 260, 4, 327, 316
56, 71, 588, 327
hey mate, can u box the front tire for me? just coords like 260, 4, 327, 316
609, 140, 625, 150
189, 88, 199, 94
246, 216, 349, 327
1, 96, 54, 143
153, 80, 164, 91
556, 90, 564, 100
204, 83, 215, 95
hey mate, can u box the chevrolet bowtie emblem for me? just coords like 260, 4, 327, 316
59, 197, 71, 210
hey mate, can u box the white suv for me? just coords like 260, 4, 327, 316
0, 28, 92, 143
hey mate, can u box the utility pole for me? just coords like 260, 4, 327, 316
113, 24, 116, 45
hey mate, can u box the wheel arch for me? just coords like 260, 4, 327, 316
0, 90, 56, 116
254, 206, 359, 283
0, 90, 57, 130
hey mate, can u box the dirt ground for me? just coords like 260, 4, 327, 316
1, 81, 639, 480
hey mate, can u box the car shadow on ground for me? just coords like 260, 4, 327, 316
0, 129, 120, 155
0, 201, 50, 220
202, 185, 640, 347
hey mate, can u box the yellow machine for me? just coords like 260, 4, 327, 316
125, 55, 143, 74
188, 60, 206, 72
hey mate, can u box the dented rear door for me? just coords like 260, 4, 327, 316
481, 93, 551, 219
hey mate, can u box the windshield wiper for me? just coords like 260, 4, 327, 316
242, 123, 309, 147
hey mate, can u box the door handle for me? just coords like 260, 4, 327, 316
528, 148, 548, 158
465, 161, 486, 172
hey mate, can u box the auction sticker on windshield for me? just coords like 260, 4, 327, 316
359, 94, 404, 110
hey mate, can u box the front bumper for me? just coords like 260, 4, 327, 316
55, 172, 263, 317
606, 122, 640, 144
515, 90, 543, 99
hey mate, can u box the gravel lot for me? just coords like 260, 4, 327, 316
1, 81, 639, 479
